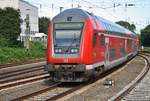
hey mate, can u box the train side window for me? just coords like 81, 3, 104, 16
120, 48, 125, 56
93, 32, 97, 47
110, 48, 116, 61
101, 34, 105, 47
127, 39, 130, 46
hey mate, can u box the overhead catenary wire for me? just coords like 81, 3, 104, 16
24, 0, 150, 22
76, 0, 122, 20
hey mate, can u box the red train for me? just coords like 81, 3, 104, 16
45, 8, 139, 82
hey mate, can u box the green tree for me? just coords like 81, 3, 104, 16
141, 25, 150, 46
0, 7, 21, 47
116, 21, 136, 32
39, 17, 50, 35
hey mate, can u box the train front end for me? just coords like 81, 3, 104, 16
45, 9, 94, 82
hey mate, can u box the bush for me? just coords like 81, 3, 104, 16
143, 47, 150, 52
30, 41, 45, 50
141, 25, 150, 47
0, 7, 21, 47
0, 42, 46, 64
39, 17, 50, 35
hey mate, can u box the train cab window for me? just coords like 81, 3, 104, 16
93, 32, 97, 47
101, 34, 105, 47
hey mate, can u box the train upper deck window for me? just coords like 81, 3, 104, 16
101, 34, 105, 47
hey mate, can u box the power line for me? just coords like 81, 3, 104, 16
74, 0, 121, 20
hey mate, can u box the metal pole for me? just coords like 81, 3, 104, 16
52, 3, 54, 17
72, 0, 73, 8
125, 3, 135, 21
113, 3, 115, 13
60, 7, 63, 13
25, 9, 30, 49
125, 3, 127, 21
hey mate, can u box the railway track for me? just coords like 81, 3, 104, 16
11, 58, 134, 101
0, 66, 45, 83
0, 61, 47, 84
0, 58, 45, 69
0, 54, 148, 101
0, 61, 49, 93
109, 53, 150, 101
0, 61, 45, 74
12, 82, 62, 101
0, 74, 50, 90
0, 78, 59, 101
58, 55, 147, 101
139, 51, 150, 57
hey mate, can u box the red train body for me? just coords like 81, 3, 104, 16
45, 8, 139, 82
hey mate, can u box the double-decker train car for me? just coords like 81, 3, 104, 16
45, 8, 139, 82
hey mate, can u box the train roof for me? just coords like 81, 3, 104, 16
53, 8, 88, 23
85, 10, 136, 37
53, 8, 136, 37
96, 16, 131, 33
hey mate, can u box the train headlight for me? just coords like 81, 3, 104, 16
55, 48, 62, 53
58, 49, 62, 53
71, 48, 78, 53
74, 49, 78, 53
55, 49, 59, 53
71, 49, 74, 53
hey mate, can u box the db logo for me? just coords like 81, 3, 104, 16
64, 59, 68, 63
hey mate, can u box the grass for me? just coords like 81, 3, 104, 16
0, 42, 46, 64
143, 47, 150, 52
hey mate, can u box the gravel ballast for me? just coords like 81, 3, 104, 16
59, 56, 145, 101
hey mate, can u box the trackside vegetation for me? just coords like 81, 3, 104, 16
0, 8, 47, 64
0, 42, 46, 64
143, 47, 150, 52
0, 7, 21, 47
39, 17, 50, 35
141, 25, 150, 47
116, 21, 150, 47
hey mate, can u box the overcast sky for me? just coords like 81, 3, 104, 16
25, 0, 150, 32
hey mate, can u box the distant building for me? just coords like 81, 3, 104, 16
31, 33, 47, 41
31, 33, 47, 47
21, 32, 47, 41
0, 0, 19, 9
0, 0, 39, 41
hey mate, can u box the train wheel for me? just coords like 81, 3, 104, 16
90, 66, 104, 80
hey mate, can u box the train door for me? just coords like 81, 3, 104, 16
105, 37, 109, 65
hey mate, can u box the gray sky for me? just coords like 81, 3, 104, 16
25, 0, 150, 33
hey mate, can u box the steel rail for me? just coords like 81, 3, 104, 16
108, 54, 150, 101
0, 59, 45, 69
0, 72, 48, 84
12, 82, 61, 101
0, 66, 44, 78
0, 74, 50, 90
0, 65, 44, 75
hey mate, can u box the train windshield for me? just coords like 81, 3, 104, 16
54, 23, 83, 47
